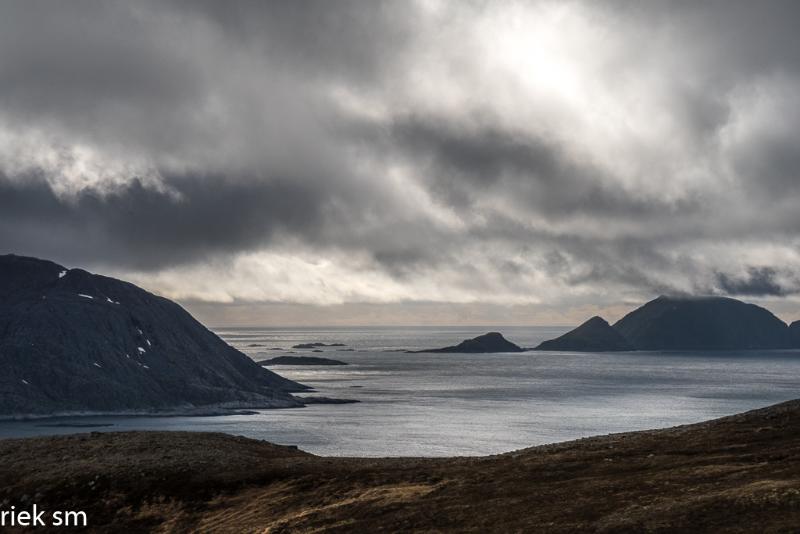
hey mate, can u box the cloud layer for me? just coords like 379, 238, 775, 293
2, 1, 800, 322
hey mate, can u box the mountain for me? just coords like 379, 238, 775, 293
614, 295, 793, 350
535, 316, 633, 352
790, 321, 800, 346
0, 254, 308, 418
416, 332, 524, 353
534, 295, 797, 352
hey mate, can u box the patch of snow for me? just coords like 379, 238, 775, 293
125, 353, 130, 359
146, 339, 152, 347
21, 379, 29, 385
106, 297, 113, 303
93, 362, 102, 368
78, 294, 94, 299
142, 365, 150, 369
58, 270, 67, 278
136, 329, 143, 335
137, 347, 146, 354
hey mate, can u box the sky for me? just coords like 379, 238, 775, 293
2, 0, 800, 326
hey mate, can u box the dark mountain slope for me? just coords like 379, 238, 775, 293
614, 295, 792, 350
790, 321, 800, 348
0, 254, 307, 417
535, 316, 633, 352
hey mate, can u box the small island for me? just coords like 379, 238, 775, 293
258, 356, 349, 366
414, 332, 524, 353
291, 342, 347, 349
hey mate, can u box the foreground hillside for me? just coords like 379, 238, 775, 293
3, 400, 800, 532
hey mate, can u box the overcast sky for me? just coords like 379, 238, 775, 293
2, 1, 800, 326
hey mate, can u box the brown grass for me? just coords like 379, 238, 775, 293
3, 400, 800, 532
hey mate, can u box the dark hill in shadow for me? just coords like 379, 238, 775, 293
535, 316, 633, 352
414, 332, 524, 353
614, 295, 793, 350
536, 295, 797, 352
0, 254, 308, 418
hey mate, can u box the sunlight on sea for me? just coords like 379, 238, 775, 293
2, 326, 800, 457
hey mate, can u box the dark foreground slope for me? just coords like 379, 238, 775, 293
0, 255, 306, 417
5, 399, 800, 532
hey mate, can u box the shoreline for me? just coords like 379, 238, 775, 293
3, 398, 800, 531
0, 395, 361, 423
0, 400, 305, 422
1, 396, 793, 454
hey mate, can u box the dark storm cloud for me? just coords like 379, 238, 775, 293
625, 0, 800, 75
0, 0, 422, 270
383, 116, 701, 218
0, 2, 204, 142
0, 172, 332, 270
716, 267, 797, 297
170, 0, 416, 84
1, 0, 800, 307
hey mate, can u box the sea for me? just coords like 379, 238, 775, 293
2, 326, 800, 457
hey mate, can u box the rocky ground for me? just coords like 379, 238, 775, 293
3, 399, 800, 532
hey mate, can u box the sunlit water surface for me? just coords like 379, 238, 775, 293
2, 326, 799, 456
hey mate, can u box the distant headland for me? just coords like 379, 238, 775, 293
422, 295, 800, 353
535, 295, 800, 352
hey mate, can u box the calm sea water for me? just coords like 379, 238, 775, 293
2, 326, 800, 457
